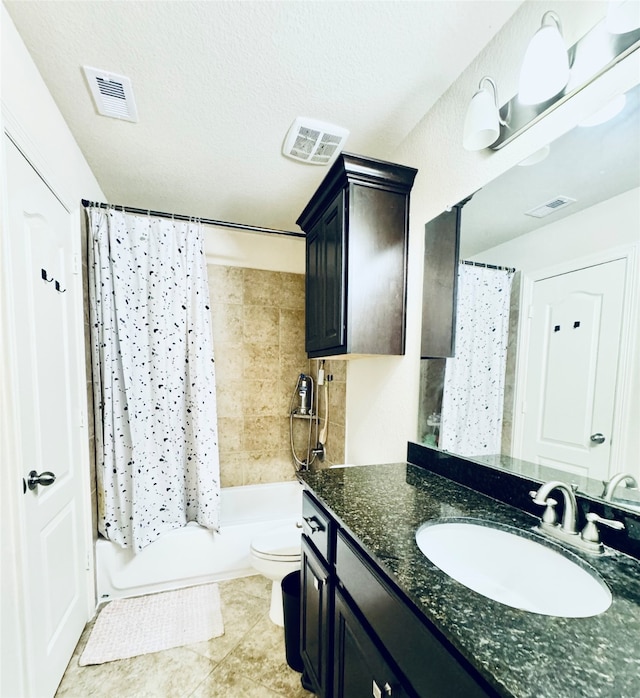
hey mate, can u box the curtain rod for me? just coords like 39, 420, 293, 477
460, 259, 516, 273
81, 199, 305, 238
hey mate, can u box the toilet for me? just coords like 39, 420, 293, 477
250, 522, 302, 626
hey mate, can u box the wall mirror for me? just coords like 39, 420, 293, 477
419, 74, 640, 513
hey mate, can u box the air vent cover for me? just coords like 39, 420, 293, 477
525, 195, 576, 218
83, 66, 138, 122
282, 117, 349, 165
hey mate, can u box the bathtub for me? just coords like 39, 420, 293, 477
95, 480, 304, 601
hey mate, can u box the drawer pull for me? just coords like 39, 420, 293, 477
304, 515, 324, 533
372, 680, 392, 697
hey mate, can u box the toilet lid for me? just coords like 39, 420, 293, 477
250, 523, 302, 558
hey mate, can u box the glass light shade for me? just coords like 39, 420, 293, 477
606, 0, 640, 34
463, 87, 500, 151
518, 21, 570, 105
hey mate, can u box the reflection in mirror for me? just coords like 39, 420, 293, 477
419, 80, 640, 513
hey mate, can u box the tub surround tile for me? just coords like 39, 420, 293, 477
213, 343, 244, 383
279, 308, 306, 348
217, 417, 244, 453
301, 460, 640, 698
244, 343, 279, 379
281, 273, 305, 311
243, 306, 280, 345
218, 452, 245, 488
242, 416, 283, 452
211, 302, 244, 344
243, 268, 283, 307
209, 265, 244, 305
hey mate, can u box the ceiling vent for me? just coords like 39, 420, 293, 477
83, 66, 138, 122
525, 195, 576, 218
282, 118, 349, 165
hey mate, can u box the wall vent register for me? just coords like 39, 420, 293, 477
525, 195, 576, 218
282, 117, 349, 165
83, 66, 139, 122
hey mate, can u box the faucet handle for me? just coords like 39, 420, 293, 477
580, 512, 625, 549
529, 491, 558, 525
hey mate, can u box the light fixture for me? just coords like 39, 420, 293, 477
518, 11, 570, 105
579, 93, 627, 127
463, 77, 506, 151
606, 0, 640, 34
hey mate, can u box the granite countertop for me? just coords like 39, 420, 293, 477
301, 463, 640, 698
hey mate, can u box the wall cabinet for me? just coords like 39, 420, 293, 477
297, 153, 417, 359
300, 490, 495, 698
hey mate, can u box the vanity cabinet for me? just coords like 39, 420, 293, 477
300, 490, 496, 698
297, 153, 417, 358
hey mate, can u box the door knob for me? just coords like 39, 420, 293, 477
27, 470, 56, 490
590, 433, 606, 445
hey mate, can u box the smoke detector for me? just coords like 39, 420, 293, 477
525, 195, 576, 218
83, 66, 138, 122
282, 117, 349, 165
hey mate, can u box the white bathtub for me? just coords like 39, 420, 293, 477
95, 480, 304, 601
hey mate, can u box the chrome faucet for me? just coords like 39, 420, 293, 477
530, 480, 579, 536
530, 479, 625, 554
602, 472, 638, 501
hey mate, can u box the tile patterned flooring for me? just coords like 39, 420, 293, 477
56, 575, 315, 697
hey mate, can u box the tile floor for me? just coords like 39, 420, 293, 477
56, 575, 316, 697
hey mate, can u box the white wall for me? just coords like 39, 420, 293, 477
471, 187, 640, 271
345, 0, 638, 464
1, 6, 105, 696
204, 225, 304, 273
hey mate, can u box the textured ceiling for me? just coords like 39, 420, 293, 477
4, 0, 523, 232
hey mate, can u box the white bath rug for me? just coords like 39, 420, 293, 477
79, 583, 224, 666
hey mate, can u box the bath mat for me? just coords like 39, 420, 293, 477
79, 583, 224, 665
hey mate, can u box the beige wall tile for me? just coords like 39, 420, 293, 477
242, 416, 283, 452
281, 273, 305, 310
279, 308, 305, 348
213, 342, 243, 383
328, 379, 346, 427
208, 264, 243, 304
215, 382, 244, 419
243, 305, 279, 345
211, 302, 243, 344
243, 268, 283, 307
241, 451, 298, 485
243, 343, 279, 379
242, 380, 280, 417
219, 452, 245, 488
217, 416, 243, 453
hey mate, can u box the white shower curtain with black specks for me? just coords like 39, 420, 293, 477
88, 208, 220, 552
440, 265, 514, 457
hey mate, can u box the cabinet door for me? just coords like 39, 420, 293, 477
421, 206, 461, 358
305, 191, 345, 355
301, 537, 332, 697
334, 588, 410, 698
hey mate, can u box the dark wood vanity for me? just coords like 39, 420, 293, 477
299, 456, 640, 698
301, 488, 496, 698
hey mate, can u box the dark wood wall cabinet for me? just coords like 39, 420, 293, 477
300, 489, 496, 698
297, 153, 417, 359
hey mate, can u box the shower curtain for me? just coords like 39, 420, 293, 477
440, 264, 514, 457
88, 208, 220, 552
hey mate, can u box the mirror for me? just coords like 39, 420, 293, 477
418, 79, 640, 513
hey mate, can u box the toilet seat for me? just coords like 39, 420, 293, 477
250, 524, 301, 562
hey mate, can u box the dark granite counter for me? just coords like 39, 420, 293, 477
300, 462, 640, 698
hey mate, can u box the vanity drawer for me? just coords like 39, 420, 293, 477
336, 530, 495, 698
302, 490, 333, 563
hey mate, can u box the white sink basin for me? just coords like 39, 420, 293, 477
415, 520, 611, 617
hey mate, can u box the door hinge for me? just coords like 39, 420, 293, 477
86, 551, 91, 571
73, 253, 81, 275
79, 408, 85, 428
527, 304, 534, 319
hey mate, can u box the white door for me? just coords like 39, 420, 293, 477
520, 259, 626, 480
4, 137, 89, 697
